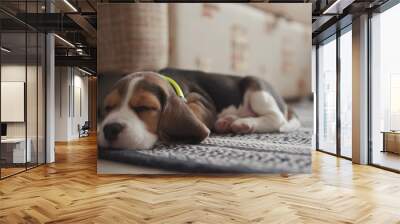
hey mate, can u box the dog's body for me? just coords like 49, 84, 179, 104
98, 68, 300, 150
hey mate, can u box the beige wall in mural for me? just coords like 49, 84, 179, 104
169, 3, 312, 99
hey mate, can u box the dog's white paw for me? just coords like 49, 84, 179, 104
215, 116, 236, 133
230, 119, 254, 134
279, 118, 301, 132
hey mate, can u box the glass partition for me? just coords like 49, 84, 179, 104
1, 31, 28, 177
0, 1, 46, 179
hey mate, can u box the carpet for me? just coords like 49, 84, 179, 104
98, 101, 313, 173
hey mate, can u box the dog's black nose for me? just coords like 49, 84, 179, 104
103, 123, 125, 141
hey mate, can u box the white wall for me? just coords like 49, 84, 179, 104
71, 73, 89, 138
1, 65, 36, 137
55, 67, 89, 141
55, 67, 69, 141
1, 65, 26, 139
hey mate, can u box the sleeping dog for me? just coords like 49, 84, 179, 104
98, 68, 300, 150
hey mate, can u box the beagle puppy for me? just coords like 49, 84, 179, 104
98, 68, 300, 150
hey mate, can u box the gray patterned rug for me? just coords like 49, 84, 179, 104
98, 101, 313, 173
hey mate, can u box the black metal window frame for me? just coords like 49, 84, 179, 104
315, 22, 352, 161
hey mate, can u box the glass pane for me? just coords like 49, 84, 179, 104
38, 33, 45, 165
312, 46, 317, 150
27, 31, 38, 169
371, 4, 400, 171
1, 30, 27, 177
26, 0, 40, 169
318, 37, 337, 154
340, 29, 352, 158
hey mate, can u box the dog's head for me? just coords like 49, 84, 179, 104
98, 71, 210, 150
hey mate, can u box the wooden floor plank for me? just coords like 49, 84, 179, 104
0, 136, 400, 223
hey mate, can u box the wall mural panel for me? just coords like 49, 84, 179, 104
97, 3, 312, 175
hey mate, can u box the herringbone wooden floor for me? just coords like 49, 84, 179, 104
1, 136, 400, 224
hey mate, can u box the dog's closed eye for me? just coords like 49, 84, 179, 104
132, 106, 158, 113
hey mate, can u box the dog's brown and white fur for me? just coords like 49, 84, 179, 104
98, 68, 300, 150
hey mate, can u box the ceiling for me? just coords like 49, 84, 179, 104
311, 0, 389, 43
1, 32, 45, 65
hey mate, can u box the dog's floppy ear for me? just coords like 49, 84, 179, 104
158, 94, 210, 144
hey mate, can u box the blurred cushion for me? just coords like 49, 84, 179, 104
98, 3, 168, 74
